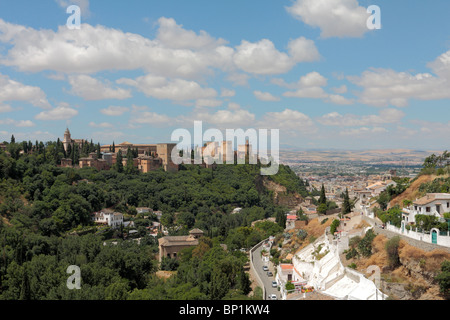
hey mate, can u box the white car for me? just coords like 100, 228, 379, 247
272, 281, 277, 288
262, 265, 269, 271
269, 294, 277, 300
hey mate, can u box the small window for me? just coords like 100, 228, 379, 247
426, 207, 430, 213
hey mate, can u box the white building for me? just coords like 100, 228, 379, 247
275, 263, 307, 289
366, 179, 397, 197
402, 193, 450, 225
92, 209, 124, 228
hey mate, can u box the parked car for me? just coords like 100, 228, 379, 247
268, 294, 277, 300
272, 281, 277, 288
267, 271, 273, 277
263, 265, 269, 271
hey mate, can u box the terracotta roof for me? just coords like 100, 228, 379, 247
158, 235, 198, 247
280, 264, 294, 270
189, 228, 204, 234
414, 193, 450, 206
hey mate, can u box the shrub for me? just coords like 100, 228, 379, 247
347, 263, 357, 269
385, 236, 401, 269
297, 229, 308, 241
329, 219, 340, 235
348, 236, 361, 248
346, 248, 359, 260
358, 229, 376, 257
435, 260, 450, 295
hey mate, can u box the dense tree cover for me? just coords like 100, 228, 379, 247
421, 151, 450, 175
376, 206, 403, 228
418, 177, 450, 194
266, 165, 309, 196
376, 177, 411, 210
0, 140, 306, 300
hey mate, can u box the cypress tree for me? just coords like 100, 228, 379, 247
342, 188, 352, 215
319, 184, 327, 205
116, 149, 123, 173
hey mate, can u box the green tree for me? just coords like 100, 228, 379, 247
341, 188, 352, 215
116, 149, 124, 173
435, 260, 450, 296
318, 184, 327, 205
385, 236, 401, 269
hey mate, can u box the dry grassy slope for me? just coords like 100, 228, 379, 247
389, 174, 438, 208
349, 234, 450, 300
282, 218, 333, 255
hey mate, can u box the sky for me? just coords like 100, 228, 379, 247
0, 0, 449, 150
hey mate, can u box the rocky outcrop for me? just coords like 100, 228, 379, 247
262, 178, 303, 208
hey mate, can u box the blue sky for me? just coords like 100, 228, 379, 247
0, 0, 449, 150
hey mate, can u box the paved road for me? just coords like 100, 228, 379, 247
252, 243, 280, 300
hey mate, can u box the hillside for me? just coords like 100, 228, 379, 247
389, 174, 438, 208
347, 234, 450, 300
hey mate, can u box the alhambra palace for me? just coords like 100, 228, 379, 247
59, 128, 254, 173
60, 128, 178, 173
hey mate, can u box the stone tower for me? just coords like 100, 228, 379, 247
63, 128, 71, 152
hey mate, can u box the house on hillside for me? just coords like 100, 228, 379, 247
402, 193, 450, 225
92, 209, 124, 228
286, 215, 298, 230
366, 180, 397, 197
158, 228, 204, 261
275, 263, 307, 290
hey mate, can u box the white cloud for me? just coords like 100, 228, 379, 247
68, 75, 132, 100
156, 17, 227, 50
277, 72, 355, 104
183, 103, 255, 128
55, 0, 91, 17
339, 126, 389, 136
0, 73, 51, 109
0, 104, 14, 113
331, 85, 348, 94
220, 88, 235, 97
326, 94, 354, 105
100, 106, 130, 116
118, 74, 217, 102
89, 121, 113, 128
428, 50, 450, 79
253, 90, 280, 101
257, 108, 317, 134
348, 68, 450, 107
0, 18, 233, 79
317, 108, 405, 127
131, 111, 172, 126
233, 37, 319, 75
195, 99, 223, 108
0, 118, 35, 127
286, 0, 370, 38
35, 105, 78, 121
282, 72, 328, 98
287, 36, 320, 63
